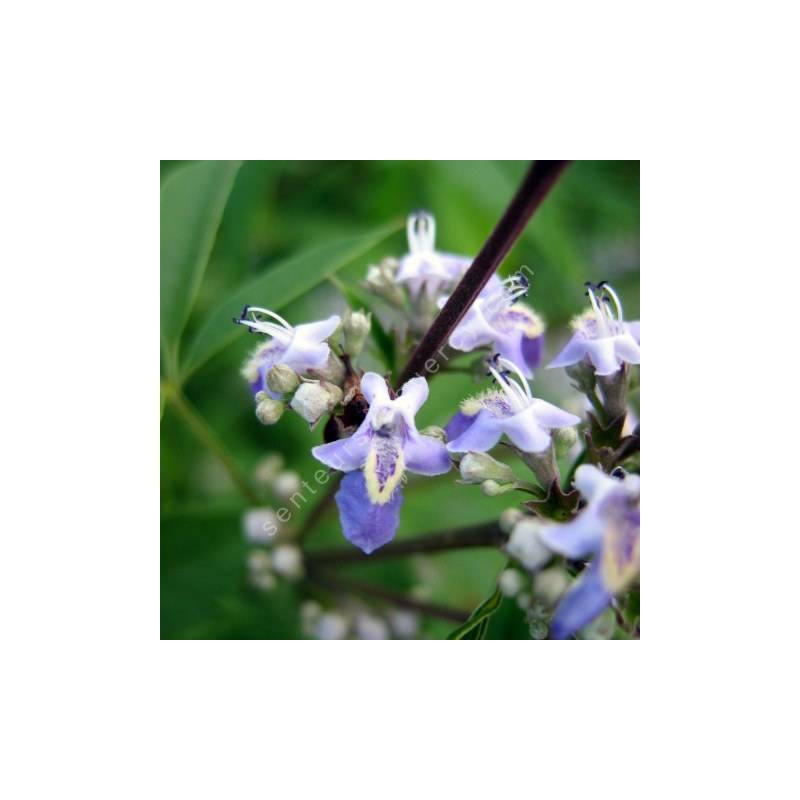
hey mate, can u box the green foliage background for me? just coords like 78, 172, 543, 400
160, 160, 639, 639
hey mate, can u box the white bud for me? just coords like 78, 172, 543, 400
498, 568, 525, 598
460, 451, 515, 484
247, 549, 272, 573
250, 571, 276, 591
354, 611, 390, 640
315, 611, 349, 640
310, 352, 346, 385
242, 508, 280, 543
387, 609, 419, 639
272, 471, 301, 499
290, 381, 343, 427
253, 453, 284, 487
255, 397, 284, 425
342, 309, 372, 358
271, 544, 304, 580
533, 566, 570, 605
266, 363, 300, 395
364, 258, 404, 306
481, 479, 515, 496
507, 519, 552, 572
499, 508, 525, 534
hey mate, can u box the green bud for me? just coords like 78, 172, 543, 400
289, 381, 343, 427
266, 363, 301, 395
566, 360, 596, 393
419, 425, 447, 444
480, 479, 516, 496
553, 425, 578, 457
459, 452, 515, 485
342, 309, 372, 359
498, 568, 525, 598
255, 397, 284, 425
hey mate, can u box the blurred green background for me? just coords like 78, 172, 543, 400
160, 160, 639, 639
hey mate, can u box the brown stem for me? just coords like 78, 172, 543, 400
294, 474, 341, 542
307, 520, 505, 565
395, 160, 571, 387
307, 569, 470, 623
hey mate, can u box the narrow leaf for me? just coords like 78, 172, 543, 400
160, 160, 242, 374
180, 222, 401, 380
447, 585, 504, 640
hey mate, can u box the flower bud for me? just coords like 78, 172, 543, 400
266, 363, 300, 395
419, 425, 447, 444
342, 309, 372, 359
271, 544, 304, 580
315, 611, 349, 640
364, 257, 405, 307
354, 611, 390, 640
253, 453, 284, 487
387, 609, 419, 639
533, 566, 569, 605
310, 351, 346, 385
255, 396, 284, 425
506, 518, 552, 572
566, 360, 597, 393
459, 452, 515, 485
498, 568, 525, 598
247, 549, 272, 573
290, 381, 343, 427
481, 479, 516, 496
242, 508, 280, 543
273, 471, 301, 499
553, 425, 578, 457
499, 507, 525, 534
250, 571, 277, 591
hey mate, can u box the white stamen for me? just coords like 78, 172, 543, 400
496, 357, 533, 401
407, 211, 436, 254
245, 307, 293, 331
585, 286, 610, 337
600, 283, 624, 322
487, 359, 533, 414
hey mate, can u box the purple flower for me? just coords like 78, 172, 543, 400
235, 306, 340, 399
443, 273, 545, 377
395, 211, 472, 300
446, 357, 580, 455
548, 282, 639, 376
312, 373, 451, 553
538, 465, 640, 639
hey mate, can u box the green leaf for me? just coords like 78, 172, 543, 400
161, 160, 242, 377
180, 221, 401, 381
447, 585, 504, 640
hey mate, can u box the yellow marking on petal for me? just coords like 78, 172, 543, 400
364, 445, 405, 505
510, 303, 545, 337
241, 356, 261, 383
570, 309, 595, 332
601, 524, 640, 593
460, 397, 484, 416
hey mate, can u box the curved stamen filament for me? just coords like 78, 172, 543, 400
245, 306, 293, 331
599, 282, 624, 322
496, 357, 533, 401
585, 283, 609, 337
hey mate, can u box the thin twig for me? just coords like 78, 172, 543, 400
294, 475, 341, 542
395, 160, 571, 387
167, 387, 260, 505
307, 520, 505, 565
307, 570, 470, 623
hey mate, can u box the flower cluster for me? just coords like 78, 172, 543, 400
233, 210, 640, 639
